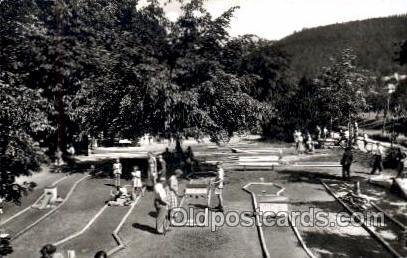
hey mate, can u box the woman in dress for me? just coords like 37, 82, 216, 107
131, 166, 143, 200
297, 132, 305, 154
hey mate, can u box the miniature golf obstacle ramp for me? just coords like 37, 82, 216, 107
368, 175, 394, 189
236, 162, 281, 171
242, 182, 316, 258
231, 147, 283, 154
177, 182, 211, 227
290, 162, 342, 168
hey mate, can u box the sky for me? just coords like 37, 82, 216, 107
142, 0, 407, 40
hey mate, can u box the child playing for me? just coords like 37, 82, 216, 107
131, 166, 143, 200
113, 158, 122, 187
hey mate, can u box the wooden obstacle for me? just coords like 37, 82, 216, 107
291, 162, 342, 168
257, 196, 289, 216
231, 148, 282, 154
177, 182, 212, 227
236, 160, 341, 171
368, 175, 394, 189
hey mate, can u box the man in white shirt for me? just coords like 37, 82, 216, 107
154, 180, 169, 234
148, 152, 157, 188
371, 142, 384, 175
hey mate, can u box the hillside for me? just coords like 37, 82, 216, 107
277, 15, 407, 77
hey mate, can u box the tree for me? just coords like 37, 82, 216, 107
0, 76, 50, 203
73, 0, 270, 143
315, 49, 370, 128
0, 0, 59, 203
395, 40, 407, 66
392, 40, 407, 136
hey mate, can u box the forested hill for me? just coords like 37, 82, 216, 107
276, 14, 407, 77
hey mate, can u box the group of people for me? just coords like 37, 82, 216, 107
153, 169, 183, 234
340, 141, 407, 180
152, 160, 225, 235
293, 130, 316, 154
293, 125, 334, 154
107, 159, 143, 206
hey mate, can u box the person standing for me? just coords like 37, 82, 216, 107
131, 166, 143, 200
341, 147, 353, 180
147, 152, 157, 188
185, 146, 195, 176
167, 169, 183, 212
154, 180, 169, 235
157, 155, 167, 180
316, 125, 321, 140
293, 130, 299, 151
113, 158, 122, 188
66, 145, 75, 156
306, 133, 314, 153
0, 197, 4, 215
323, 126, 329, 140
353, 122, 359, 145
211, 163, 225, 212
371, 142, 384, 175
395, 148, 407, 178
297, 132, 305, 154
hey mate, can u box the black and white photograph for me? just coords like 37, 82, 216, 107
1, 0, 407, 257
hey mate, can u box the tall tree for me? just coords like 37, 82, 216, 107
315, 49, 370, 128
73, 0, 270, 143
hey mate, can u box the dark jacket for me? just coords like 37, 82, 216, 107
341, 149, 353, 166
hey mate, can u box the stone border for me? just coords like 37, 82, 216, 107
242, 184, 270, 258
242, 182, 316, 258
106, 187, 145, 256
53, 205, 108, 246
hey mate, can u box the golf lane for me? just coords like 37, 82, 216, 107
112, 180, 263, 257
9, 177, 111, 257
1, 171, 66, 223
57, 205, 130, 257
3, 173, 85, 238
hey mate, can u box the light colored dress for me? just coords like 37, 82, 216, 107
113, 162, 122, 175
132, 170, 142, 188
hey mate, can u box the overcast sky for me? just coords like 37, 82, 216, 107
143, 0, 407, 40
